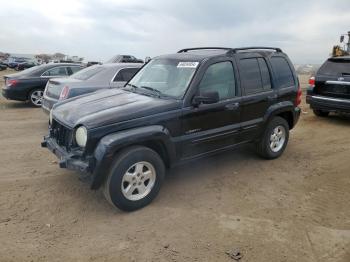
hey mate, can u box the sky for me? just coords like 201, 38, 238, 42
0, 0, 350, 64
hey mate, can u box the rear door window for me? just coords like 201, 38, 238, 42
42, 67, 68, 77
114, 68, 140, 82
257, 58, 271, 90
270, 57, 295, 88
239, 58, 263, 94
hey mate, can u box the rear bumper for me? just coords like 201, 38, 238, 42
306, 94, 350, 113
41, 136, 90, 173
1, 88, 27, 101
42, 95, 58, 114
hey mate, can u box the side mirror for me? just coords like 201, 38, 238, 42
340, 35, 345, 43
192, 91, 219, 106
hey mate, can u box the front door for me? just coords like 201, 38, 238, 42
181, 60, 241, 159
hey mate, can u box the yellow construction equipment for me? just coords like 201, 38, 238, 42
332, 31, 350, 57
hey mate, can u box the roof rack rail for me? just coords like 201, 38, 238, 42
232, 47, 282, 53
177, 46, 282, 54
177, 47, 232, 53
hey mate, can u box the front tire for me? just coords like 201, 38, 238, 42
313, 109, 329, 117
28, 89, 44, 107
103, 146, 165, 212
256, 116, 289, 159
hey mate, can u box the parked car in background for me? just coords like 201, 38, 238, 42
15, 61, 37, 71
2, 63, 84, 106
86, 61, 101, 67
0, 63, 6, 71
7, 58, 28, 68
306, 56, 350, 116
42, 63, 142, 113
42, 47, 301, 211
106, 55, 143, 64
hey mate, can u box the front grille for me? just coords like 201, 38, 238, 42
50, 120, 73, 150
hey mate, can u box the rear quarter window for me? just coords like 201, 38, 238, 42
270, 57, 295, 88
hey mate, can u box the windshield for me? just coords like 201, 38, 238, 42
127, 59, 198, 98
70, 65, 105, 80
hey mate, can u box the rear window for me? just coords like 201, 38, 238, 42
318, 59, 350, 76
70, 66, 83, 74
71, 65, 105, 80
114, 68, 139, 82
270, 57, 295, 88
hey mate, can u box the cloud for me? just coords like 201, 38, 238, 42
0, 0, 349, 63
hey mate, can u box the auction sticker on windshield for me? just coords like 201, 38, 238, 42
177, 62, 199, 68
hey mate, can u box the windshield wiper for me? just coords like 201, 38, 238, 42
139, 86, 163, 97
125, 84, 163, 97
126, 83, 138, 89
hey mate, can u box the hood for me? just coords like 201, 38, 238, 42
53, 89, 181, 129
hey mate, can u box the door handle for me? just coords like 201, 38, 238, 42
225, 102, 240, 110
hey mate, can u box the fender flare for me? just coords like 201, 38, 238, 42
263, 101, 296, 127
90, 125, 176, 189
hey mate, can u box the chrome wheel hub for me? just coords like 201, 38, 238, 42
121, 161, 156, 201
30, 90, 43, 106
269, 125, 286, 152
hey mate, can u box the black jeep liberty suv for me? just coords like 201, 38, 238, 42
42, 47, 301, 211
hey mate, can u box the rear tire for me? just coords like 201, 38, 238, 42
28, 89, 44, 107
103, 146, 165, 212
256, 116, 289, 159
313, 109, 329, 117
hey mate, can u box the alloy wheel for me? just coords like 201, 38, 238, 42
30, 90, 44, 106
121, 161, 156, 201
269, 125, 286, 152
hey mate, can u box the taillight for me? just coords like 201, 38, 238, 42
295, 86, 302, 106
309, 76, 315, 87
59, 86, 70, 100
6, 79, 18, 87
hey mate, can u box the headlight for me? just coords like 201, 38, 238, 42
49, 109, 53, 125
75, 126, 87, 147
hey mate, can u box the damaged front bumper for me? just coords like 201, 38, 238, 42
41, 136, 90, 173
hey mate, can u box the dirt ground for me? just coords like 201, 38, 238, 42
0, 70, 349, 262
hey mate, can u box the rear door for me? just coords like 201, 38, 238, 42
237, 55, 275, 141
111, 68, 140, 88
